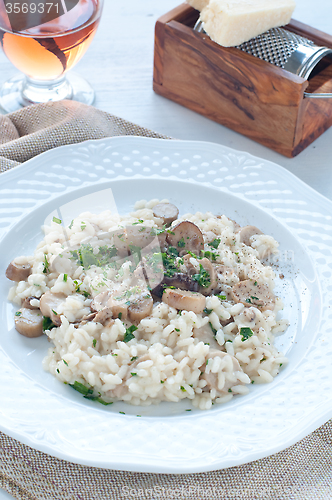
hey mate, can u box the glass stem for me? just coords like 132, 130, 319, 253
21, 75, 73, 105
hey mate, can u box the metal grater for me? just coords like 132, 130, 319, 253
194, 20, 332, 98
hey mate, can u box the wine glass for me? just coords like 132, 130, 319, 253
0, 0, 104, 112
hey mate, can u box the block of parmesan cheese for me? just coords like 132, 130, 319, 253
197, 0, 296, 47
187, 0, 210, 11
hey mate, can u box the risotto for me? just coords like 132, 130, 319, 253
6, 199, 288, 410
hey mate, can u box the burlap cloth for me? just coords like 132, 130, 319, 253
0, 101, 331, 500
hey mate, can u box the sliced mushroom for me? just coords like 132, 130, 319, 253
21, 297, 39, 310
107, 297, 129, 321
198, 258, 218, 296
113, 228, 130, 257
162, 288, 205, 314
128, 294, 153, 323
167, 221, 204, 256
153, 203, 179, 226
93, 308, 113, 325
14, 308, 44, 338
238, 225, 263, 247
152, 272, 200, 297
39, 291, 67, 326
193, 324, 220, 349
113, 226, 162, 257
230, 280, 275, 311
182, 255, 217, 296
91, 291, 129, 320
200, 350, 243, 394
6, 261, 31, 282
91, 291, 109, 312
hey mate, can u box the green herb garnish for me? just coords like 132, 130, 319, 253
63, 274, 68, 282
177, 237, 185, 248
123, 325, 138, 343
43, 255, 50, 274
70, 243, 117, 270
53, 216, 62, 224
203, 308, 213, 315
192, 264, 211, 288
240, 327, 254, 341
43, 316, 56, 331
93, 339, 97, 348
69, 381, 113, 405
209, 322, 217, 335
209, 238, 221, 249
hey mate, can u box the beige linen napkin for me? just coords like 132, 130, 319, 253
0, 101, 331, 500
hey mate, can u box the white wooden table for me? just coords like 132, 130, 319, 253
0, 0, 331, 498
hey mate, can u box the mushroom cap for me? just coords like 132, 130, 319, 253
162, 288, 206, 314
39, 291, 66, 326
128, 294, 153, 323
230, 280, 275, 311
153, 203, 179, 226
167, 221, 204, 256
238, 225, 263, 247
6, 261, 31, 282
14, 308, 44, 338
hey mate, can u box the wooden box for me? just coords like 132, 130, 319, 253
153, 4, 332, 157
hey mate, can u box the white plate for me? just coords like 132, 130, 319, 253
0, 136, 331, 473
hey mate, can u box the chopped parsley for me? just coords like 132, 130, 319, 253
53, 217, 62, 224
15, 311, 22, 317
131, 356, 138, 362
228, 388, 232, 393
251, 296, 259, 300
177, 237, 185, 248
202, 251, 217, 262
217, 294, 227, 301
63, 274, 68, 282
70, 243, 117, 270
209, 322, 217, 335
123, 325, 138, 343
43, 255, 50, 274
93, 339, 97, 348
81, 222, 86, 231
63, 360, 69, 366
175, 328, 180, 332
209, 238, 221, 249
69, 220, 74, 230
192, 264, 211, 288
131, 372, 138, 377
240, 327, 254, 342
43, 316, 56, 331
203, 308, 213, 315
168, 246, 179, 257
69, 381, 113, 405
180, 386, 186, 392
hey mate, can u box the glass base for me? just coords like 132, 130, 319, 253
0, 72, 95, 113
